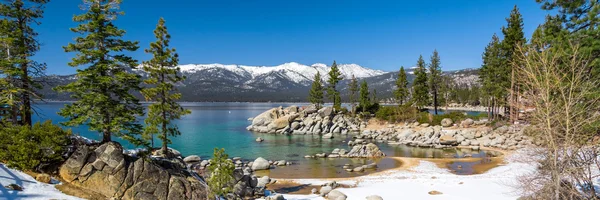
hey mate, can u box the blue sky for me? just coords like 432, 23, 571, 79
35, 0, 550, 75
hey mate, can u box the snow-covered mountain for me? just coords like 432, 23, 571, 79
38, 62, 479, 102
175, 62, 385, 86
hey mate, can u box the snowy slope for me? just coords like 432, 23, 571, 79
177, 62, 386, 84
0, 164, 81, 200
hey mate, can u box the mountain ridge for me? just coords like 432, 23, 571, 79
38, 63, 479, 102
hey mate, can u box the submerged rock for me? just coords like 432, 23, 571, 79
346, 143, 386, 158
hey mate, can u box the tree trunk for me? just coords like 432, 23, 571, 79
510, 68, 515, 123
487, 97, 491, 120
21, 61, 31, 126
161, 73, 169, 155
434, 90, 438, 115
102, 126, 111, 143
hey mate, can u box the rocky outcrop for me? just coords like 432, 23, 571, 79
356, 122, 533, 150
59, 142, 208, 200
346, 143, 386, 158
247, 106, 362, 135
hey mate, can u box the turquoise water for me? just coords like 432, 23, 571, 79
33, 102, 489, 160
33, 102, 498, 178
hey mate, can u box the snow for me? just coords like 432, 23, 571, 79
177, 62, 386, 84
0, 164, 81, 200
273, 149, 538, 200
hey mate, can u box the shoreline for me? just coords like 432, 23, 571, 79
275, 148, 534, 200
270, 146, 511, 183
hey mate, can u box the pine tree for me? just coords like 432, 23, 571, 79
412, 55, 429, 110
0, 0, 49, 126
428, 50, 442, 114
372, 89, 377, 103
348, 74, 358, 113
327, 60, 343, 110
394, 66, 409, 105
359, 80, 370, 113
141, 18, 190, 154
480, 34, 504, 120
308, 72, 324, 109
538, 0, 600, 79
207, 148, 234, 198
0, 19, 19, 124
501, 5, 526, 122
55, 0, 143, 144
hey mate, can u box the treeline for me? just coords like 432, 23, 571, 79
307, 50, 449, 115
0, 0, 191, 161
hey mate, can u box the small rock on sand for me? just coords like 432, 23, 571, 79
429, 190, 443, 195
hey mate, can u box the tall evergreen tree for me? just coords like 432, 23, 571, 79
412, 55, 429, 110
394, 66, 409, 105
428, 50, 442, 114
326, 60, 343, 110
0, 0, 49, 126
480, 34, 504, 120
501, 5, 526, 122
56, 0, 143, 144
141, 18, 190, 154
0, 19, 19, 123
372, 89, 377, 103
537, 0, 600, 78
439, 75, 453, 110
348, 74, 358, 113
308, 72, 324, 109
359, 80, 370, 113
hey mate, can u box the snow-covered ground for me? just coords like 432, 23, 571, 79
0, 164, 80, 200
279, 149, 537, 200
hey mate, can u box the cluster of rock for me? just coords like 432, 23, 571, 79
59, 142, 208, 200
247, 106, 362, 136
351, 119, 532, 150
182, 155, 285, 199
249, 157, 292, 171
316, 181, 348, 200
304, 143, 385, 159
342, 162, 378, 172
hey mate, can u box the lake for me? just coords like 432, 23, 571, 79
33, 102, 496, 178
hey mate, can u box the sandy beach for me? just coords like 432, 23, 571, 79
274, 148, 534, 200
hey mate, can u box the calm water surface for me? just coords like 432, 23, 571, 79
33, 102, 496, 178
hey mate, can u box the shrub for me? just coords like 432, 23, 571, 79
376, 105, 419, 122
430, 111, 468, 125
207, 148, 235, 198
0, 121, 71, 171
355, 103, 380, 115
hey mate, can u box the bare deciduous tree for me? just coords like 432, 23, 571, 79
515, 42, 600, 200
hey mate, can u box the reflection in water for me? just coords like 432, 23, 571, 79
384, 144, 498, 159
440, 157, 504, 175
255, 157, 399, 179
